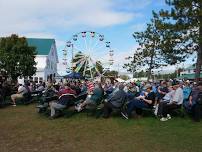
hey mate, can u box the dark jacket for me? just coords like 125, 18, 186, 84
109, 89, 127, 108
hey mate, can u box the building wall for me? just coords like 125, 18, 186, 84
18, 42, 58, 84
43, 43, 58, 81
35, 55, 47, 69
180, 69, 195, 76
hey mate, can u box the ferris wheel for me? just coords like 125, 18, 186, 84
62, 31, 114, 78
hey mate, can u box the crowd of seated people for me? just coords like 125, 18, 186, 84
2, 78, 202, 122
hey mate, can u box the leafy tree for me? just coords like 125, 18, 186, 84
136, 70, 147, 78
156, 72, 177, 80
119, 74, 130, 80
0, 34, 37, 81
104, 70, 118, 77
155, 0, 202, 83
123, 54, 142, 78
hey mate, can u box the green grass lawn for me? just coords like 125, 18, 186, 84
0, 104, 202, 152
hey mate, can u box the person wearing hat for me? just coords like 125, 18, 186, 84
121, 84, 156, 119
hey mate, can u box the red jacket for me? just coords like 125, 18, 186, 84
58, 88, 76, 97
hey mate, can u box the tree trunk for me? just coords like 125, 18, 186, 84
195, 45, 202, 84
147, 55, 154, 81
148, 48, 155, 81
195, 3, 202, 84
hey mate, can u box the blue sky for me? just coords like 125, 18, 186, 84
1, 0, 193, 75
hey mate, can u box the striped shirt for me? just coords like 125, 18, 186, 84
87, 82, 94, 92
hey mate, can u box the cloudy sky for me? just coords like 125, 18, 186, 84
1, 0, 193, 75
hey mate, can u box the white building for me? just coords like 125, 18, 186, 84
19, 38, 59, 84
179, 64, 202, 80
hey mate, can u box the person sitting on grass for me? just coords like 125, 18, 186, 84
10, 82, 28, 106
75, 82, 104, 112
159, 81, 183, 121
102, 84, 127, 118
121, 84, 155, 119
49, 83, 76, 118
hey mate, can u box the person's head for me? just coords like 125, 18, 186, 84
119, 83, 125, 90
172, 81, 181, 90
198, 81, 202, 90
47, 82, 52, 88
168, 86, 173, 92
98, 83, 102, 88
64, 83, 70, 89
24, 80, 30, 86
184, 80, 190, 87
94, 82, 99, 88
161, 81, 167, 87
145, 84, 152, 93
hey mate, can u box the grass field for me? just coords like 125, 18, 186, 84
0, 104, 202, 152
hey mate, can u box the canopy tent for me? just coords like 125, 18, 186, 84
116, 78, 125, 83
125, 78, 138, 83
64, 72, 84, 79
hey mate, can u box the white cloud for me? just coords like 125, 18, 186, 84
21, 32, 55, 39
111, 44, 139, 71
131, 23, 146, 32
115, 0, 152, 11
0, 0, 135, 36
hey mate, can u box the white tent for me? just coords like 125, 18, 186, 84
116, 78, 125, 83
126, 78, 138, 83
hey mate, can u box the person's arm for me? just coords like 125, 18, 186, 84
160, 91, 167, 95
157, 87, 161, 93
189, 95, 193, 105
17, 86, 23, 94
142, 96, 153, 104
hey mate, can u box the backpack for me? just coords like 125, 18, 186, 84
196, 92, 202, 105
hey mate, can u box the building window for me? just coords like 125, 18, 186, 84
29, 77, 33, 82
34, 77, 38, 83
46, 59, 50, 69
39, 77, 43, 82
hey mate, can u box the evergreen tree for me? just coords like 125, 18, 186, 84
155, 0, 202, 83
126, 16, 166, 80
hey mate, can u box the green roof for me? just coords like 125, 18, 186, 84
178, 73, 202, 79
27, 38, 55, 55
